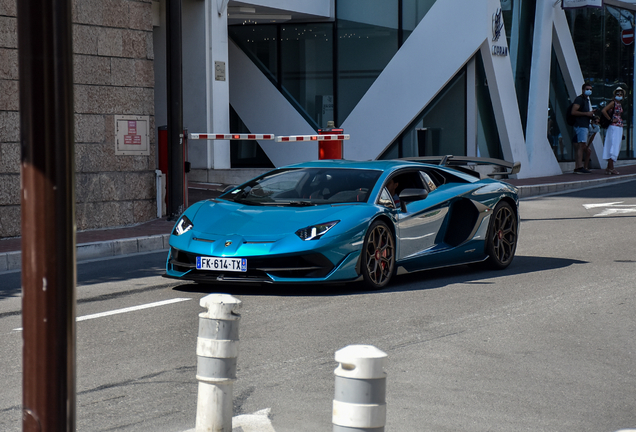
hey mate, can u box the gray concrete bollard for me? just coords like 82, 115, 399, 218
195, 294, 242, 432
332, 345, 388, 432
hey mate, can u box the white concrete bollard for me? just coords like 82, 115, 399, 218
195, 294, 242, 432
332, 345, 388, 432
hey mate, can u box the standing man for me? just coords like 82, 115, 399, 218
571, 82, 595, 174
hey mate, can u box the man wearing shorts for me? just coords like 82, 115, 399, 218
571, 82, 595, 174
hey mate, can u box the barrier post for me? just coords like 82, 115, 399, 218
195, 294, 242, 432
333, 345, 387, 432
319, 121, 344, 159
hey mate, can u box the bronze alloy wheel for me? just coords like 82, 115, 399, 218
361, 220, 395, 289
485, 201, 518, 269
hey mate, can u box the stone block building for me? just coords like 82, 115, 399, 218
0, 0, 157, 239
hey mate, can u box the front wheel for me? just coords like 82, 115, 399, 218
484, 201, 518, 269
361, 220, 395, 290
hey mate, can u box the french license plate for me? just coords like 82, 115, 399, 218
196, 257, 247, 272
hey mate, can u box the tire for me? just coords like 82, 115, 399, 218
484, 201, 518, 269
361, 220, 395, 289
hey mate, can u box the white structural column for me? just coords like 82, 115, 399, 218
205, 0, 231, 169
478, 39, 529, 170
479, 0, 530, 176
524, 0, 563, 176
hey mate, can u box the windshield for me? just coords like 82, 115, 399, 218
220, 168, 382, 206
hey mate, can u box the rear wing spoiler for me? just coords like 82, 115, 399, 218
399, 155, 521, 179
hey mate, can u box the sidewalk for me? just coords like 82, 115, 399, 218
1, 164, 635, 273
0, 182, 228, 272
506, 161, 636, 198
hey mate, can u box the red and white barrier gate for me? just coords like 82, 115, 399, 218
277, 134, 350, 160
189, 133, 275, 140
274, 134, 349, 142
188, 132, 350, 160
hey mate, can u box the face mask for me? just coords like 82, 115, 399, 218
584, 90, 592, 96
615, 96, 623, 101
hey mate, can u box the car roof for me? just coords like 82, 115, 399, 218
285, 159, 435, 171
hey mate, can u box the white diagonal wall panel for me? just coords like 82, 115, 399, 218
228, 40, 318, 166
524, 0, 565, 177
479, 38, 530, 176
340, 0, 531, 177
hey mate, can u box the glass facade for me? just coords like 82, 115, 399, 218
229, 24, 278, 83
566, 5, 635, 159
229, 23, 331, 129
229, 106, 274, 168
336, 0, 399, 125
230, 0, 437, 130
228, 0, 510, 167
280, 23, 334, 128
380, 52, 502, 160
549, 47, 573, 162
476, 54, 503, 159
380, 68, 467, 159
504, 0, 535, 135
401, 0, 437, 42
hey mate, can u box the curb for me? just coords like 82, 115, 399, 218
515, 172, 636, 199
0, 234, 171, 273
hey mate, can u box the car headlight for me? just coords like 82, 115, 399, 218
173, 215, 194, 236
296, 221, 339, 241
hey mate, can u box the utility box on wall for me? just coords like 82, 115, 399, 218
115, 115, 150, 155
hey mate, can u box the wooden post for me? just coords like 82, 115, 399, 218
17, 0, 77, 430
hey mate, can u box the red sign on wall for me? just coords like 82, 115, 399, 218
115, 115, 149, 155
125, 120, 141, 145
622, 29, 634, 45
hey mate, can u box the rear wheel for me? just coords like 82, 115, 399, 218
484, 201, 518, 269
361, 220, 395, 289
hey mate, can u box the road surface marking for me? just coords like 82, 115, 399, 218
583, 201, 624, 209
583, 201, 636, 217
184, 408, 276, 432
13, 298, 191, 331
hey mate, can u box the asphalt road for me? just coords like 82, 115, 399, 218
1, 180, 635, 432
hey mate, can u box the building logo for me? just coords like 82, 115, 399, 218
492, 8, 504, 42
491, 8, 509, 57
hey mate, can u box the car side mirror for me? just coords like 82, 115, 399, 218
398, 188, 428, 212
399, 188, 428, 203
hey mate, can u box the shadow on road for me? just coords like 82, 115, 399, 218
171, 255, 586, 298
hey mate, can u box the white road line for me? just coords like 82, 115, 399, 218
593, 207, 636, 217
583, 201, 636, 217
13, 298, 191, 332
583, 201, 624, 209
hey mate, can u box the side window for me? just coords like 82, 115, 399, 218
378, 187, 396, 209
420, 172, 437, 192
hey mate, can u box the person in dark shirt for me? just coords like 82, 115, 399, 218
571, 82, 595, 174
387, 178, 400, 207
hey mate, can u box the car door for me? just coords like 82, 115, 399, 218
394, 170, 451, 261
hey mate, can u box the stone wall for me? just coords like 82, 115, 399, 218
0, 0, 156, 239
